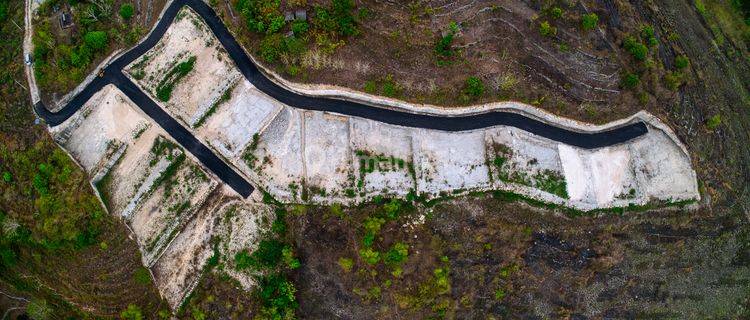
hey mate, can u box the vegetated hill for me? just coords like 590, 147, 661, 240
13, 0, 750, 318
0, 0, 164, 318
31, 0, 167, 105
181, 0, 749, 318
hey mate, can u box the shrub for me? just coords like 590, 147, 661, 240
259, 33, 284, 62
706, 114, 722, 130
695, 0, 707, 15
155, 56, 196, 101
623, 36, 648, 60
133, 267, 151, 285
539, 21, 557, 37
462, 76, 485, 101
381, 75, 400, 97
84, 31, 109, 52
236, 0, 285, 34
382, 199, 405, 220
621, 73, 640, 89
434, 23, 458, 59
25, 299, 52, 320
292, 20, 309, 36
234, 239, 285, 270
664, 71, 683, 90
640, 25, 658, 46
581, 13, 599, 30
120, 304, 143, 320
338, 257, 354, 272
282, 245, 301, 269
119, 3, 135, 20
550, 7, 563, 19
0, 1, 7, 21
384, 242, 408, 265
332, 0, 358, 36
363, 80, 377, 93
675, 55, 689, 69
256, 273, 298, 319
359, 247, 380, 265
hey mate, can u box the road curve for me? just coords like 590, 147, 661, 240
33, 0, 649, 198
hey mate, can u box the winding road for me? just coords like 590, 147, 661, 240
32, 0, 648, 199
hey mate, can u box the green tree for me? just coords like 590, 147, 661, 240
539, 21, 557, 37
26, 299, 52, 320
332, 0, 358, 36
385, 242, 408, 265
119, 3, 135, 20
621, 73, 640, 89
581, 13, 599, 30
0, 0, 8, 21
463, 76, 485, 101
707, 114, 722, 130
359, 247, 380, 264
550, 7, 563, 19
84, 31, 109, 52
623, 36, 648, 60
120, 304, 143, 320
675, 55, 690, 69
292, 20, 309, 36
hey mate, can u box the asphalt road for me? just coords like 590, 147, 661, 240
33, 0, 649, 199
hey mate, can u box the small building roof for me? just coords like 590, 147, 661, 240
294, 9, 307, 21
284, 11, 294, 22
59, 12, 74, 29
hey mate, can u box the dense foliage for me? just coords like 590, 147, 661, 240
32, 0, 143, 97
234, 207, 301, 318
236, 0, 362, 67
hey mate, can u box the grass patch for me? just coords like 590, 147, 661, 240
193, 84, 234, 128
155, 56, 196, 102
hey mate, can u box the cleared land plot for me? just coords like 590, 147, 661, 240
198, 80, 283, 159
52, 85, 151, 175
125, 7, 240, 128
412, 129, 491, 195
303, 111, 354, 202
242, 106, 305, 201
349, 118, 415, 198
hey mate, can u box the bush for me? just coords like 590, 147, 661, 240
84, 31, 109, 52
539, 21, 557, 37
235, 0, 285, 34
550, 7, 563, 19
663, 71, 684, 90
282, 245, 301, 269
292, 20, 309, 36
641, 25, 658, 46
706, 114, 722, 130
119, 3, 134, 20
133, 267, 151, 285
621, 73, 640, 89
256, 273, 298, 319
462, 76, 485, 101
120, 304, 143, 320
338, 257, 354, 272
359, 247, 380, 265
234, 239, 285, 270
675, 55, 689, 69
332, 0, 358, 36
384, 242, 408, 265
581, 13, 599, 30
155, 56, 196, 101
258, 34, 283, 62
623, 36, 648, 60
0, 1, 7, 21
435, 22, 458, 59
27, 299, 53, 320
